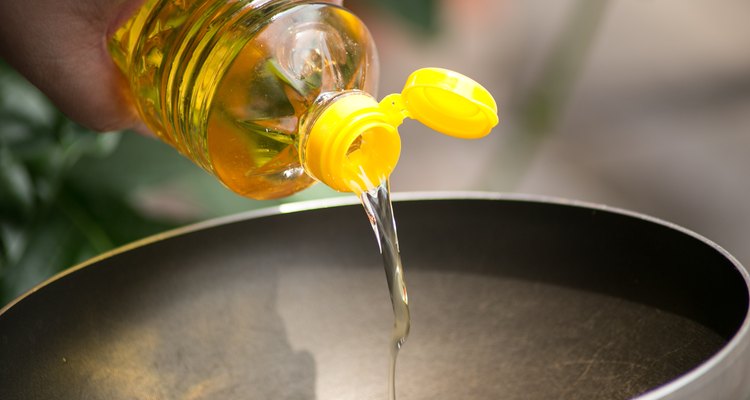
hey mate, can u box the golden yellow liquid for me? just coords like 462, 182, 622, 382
111, 2, 409, 399
361, 180, 410, 400
110, 0, 377, 199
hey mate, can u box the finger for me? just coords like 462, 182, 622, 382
0, 0, 145, 132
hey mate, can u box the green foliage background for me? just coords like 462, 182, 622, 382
0, 61, 174, 305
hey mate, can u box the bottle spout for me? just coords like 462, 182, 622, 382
302, 92, 402, 194
301, 68, 498, 194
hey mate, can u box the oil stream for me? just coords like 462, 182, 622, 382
360, 181, 411, 400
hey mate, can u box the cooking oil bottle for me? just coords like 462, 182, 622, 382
109, 0, 499, 199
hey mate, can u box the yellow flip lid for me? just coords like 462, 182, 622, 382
303, 68, 498, 194
392, 67, 498, 138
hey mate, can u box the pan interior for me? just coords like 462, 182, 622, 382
0, 198, 747, 400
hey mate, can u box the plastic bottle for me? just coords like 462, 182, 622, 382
109, 0, 498, 199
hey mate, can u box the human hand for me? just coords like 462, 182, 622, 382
0, 0, 147, 133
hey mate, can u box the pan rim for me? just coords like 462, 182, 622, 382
1, 190, 748, 399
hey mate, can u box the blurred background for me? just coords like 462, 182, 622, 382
1, 0, 749, 306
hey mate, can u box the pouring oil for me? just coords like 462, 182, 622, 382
110, 2, 496, 399
109, 0, 377, 199
360, 181, 410, 400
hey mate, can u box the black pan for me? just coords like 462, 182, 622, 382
1, 194, 749, 399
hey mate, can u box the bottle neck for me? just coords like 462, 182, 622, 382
299, 91, 401, 194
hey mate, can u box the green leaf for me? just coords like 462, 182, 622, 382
0, 212, 83, 305
0, 62, 57, 128
0, 147, 34, 219
0, 223, 26, 268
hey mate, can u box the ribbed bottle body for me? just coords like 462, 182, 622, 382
110, 0, 378, 198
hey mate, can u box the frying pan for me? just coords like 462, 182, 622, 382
1, 194, 749, 399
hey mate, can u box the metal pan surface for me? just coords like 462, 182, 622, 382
1, 193, 748, 400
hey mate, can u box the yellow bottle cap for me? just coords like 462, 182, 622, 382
398, 68, 498, 139
303, 68, 498, 194
304, 93, 401, 194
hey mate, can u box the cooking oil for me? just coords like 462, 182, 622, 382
360, 180, 410, 400
109, 0, 377, 199
110, 3, 497, 399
